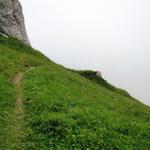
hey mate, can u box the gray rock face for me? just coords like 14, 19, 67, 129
0, 0, 30, 45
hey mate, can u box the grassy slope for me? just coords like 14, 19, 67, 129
69, 70, 134, 99
0, 35, 150, 150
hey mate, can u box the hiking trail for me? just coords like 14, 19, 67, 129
8, 72, 25, 149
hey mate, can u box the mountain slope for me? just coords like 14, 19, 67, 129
0, 35, 150, 149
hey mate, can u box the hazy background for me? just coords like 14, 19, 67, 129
20, 0, 150, 105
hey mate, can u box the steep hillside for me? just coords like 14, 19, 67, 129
0, 35, 150, 150
69, 70, 134, 98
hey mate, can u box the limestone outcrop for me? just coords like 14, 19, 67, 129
0, 0, 30, 45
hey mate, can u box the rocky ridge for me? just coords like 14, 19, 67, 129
0, 0, 30, 45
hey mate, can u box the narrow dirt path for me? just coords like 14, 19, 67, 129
8, 72, 25, 149
13, 72, 24, 86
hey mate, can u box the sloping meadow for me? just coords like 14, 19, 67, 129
0, 35, 150, 149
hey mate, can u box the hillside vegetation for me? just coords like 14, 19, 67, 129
0, 35, 150, 149
70, 70, 133, 98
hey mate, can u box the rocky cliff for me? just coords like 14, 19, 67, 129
0, 0, 30, 45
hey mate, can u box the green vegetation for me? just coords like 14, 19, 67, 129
72, 70, 134, 98
0, 35, 150, 149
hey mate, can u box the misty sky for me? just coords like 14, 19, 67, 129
20, 0, 150, 105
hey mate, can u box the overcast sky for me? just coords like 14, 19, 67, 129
20, 0, 150, 105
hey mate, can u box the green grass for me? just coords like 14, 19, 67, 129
0, 35, 150, 149
69, 70, 133, 98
